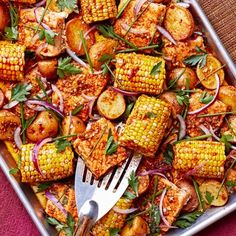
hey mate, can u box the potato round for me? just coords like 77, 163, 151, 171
218, 85, 236, 110
38, 59, 58, 79
62, 116, 86, 136
97, 88, 126, 120
169, 67, 197, 89
164, 4, 194, 41
0, 110, 21, 140
0, 4, 10, 32
196, 55, 224, 89
176, 179, 199, 212
66, 17, 95, 55
26, 111, 59, 142
199, 179, 228, 206
89, 39, 118, 70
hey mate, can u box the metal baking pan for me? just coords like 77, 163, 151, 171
0, 0, 235, 235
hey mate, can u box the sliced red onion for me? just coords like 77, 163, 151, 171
34, 7, 51, 31
3, 100, 19, 109
138, 170, 167, 179
81, 93, 97, 119
209, 125, 220, 141
229, 155, 236, 160
26, 102, 46, 111
33, 89, 52, 99
157, 25, 177, 45
51, 84, 64, 112
14, 127, 22, 149
78, 26, 97, 51
45, 190, 67, 216
112, 87, 139, 96
116, 122, 125, 135
32, 137, 52, 175
184, 163, 205, 177
188, 74, 220, 115
66, 48, 88, 68
120, 22, 148, 35
177, 2, 190, 8
134, 0, 147, 16
199, 124, 212, 141
26, 100, 64, 117
113, 207, 138, 214
230, 145, 236, 151
176, 114, 186, 140
160, 188, 170, 227
35, 0, 46, 7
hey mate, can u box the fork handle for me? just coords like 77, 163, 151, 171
75, 216, 92, 236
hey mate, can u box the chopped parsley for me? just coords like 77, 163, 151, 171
55, 139, 72, 153
226, 180, 236, 188
184, 47, 208, 68
11, 83, 32, 102
38, 29, 56, 45
109, 228, 120, 236
124, 170, 139, 199
57, 57, 81, 78
36, 182, 52, 192
205, 191, 214, 205
150, 61, 162, 76
174, 211, 203, 228
57, 0, 78, 11
105, 129, 118, 155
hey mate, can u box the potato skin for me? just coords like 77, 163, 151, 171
62, 116, 86, 136
164, 4, 194, 41
0, 110, 21, 140
89, 39, 118, 70
0, 3, 10, 32
26, 111, 59, 142
38, 59, 58, 79
218, 85, 236, 110
169, 67, 197, 89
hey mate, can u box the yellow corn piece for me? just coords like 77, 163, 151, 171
173, 141, 226, 178
20, 143, 74, 183
115, 53, 166, 95
80, 0, 117, 24
92, 198, 133, 236
0, 41, 25, 81
120, 95, 171, 157
1, 0, 36, 3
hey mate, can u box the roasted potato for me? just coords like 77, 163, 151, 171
218, 85, 236, 110
121, 216, 150, 236
62, 116, 86, 136
0, 3, 9, 32
89, 39, 118, 70
97, 88, 126, 120
196, 55, 224, 89
169, 67, 197, 89
164, 4, 194, 41
159, 91, 183, 117
66, 17, 96, 55
0, 110, 21, 140
38, 59, 58, 79
199, 180, 228, 207
176, 179, 198, 212
26, 111, 59, 142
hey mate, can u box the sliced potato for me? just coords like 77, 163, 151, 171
66, 17, 96, 56
89, 39, 118, 70
38, 59, 58, 79
0, 110, 21, 140
218, 85, 236, 110
121, 216, 150, 236
62, 116, 86, 136
97, 88, 126, 120
169, 67, 197, 89
199, 180, 228, 207
196, 55, 224, 89
164, 4, 194, 41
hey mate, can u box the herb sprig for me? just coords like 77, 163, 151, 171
124, 170, 139, 199
38, 29, 56, 45
184, 47, 208, 68
199, 91, 214, 104
55, 139, 72, 153
116, 0, 132, 18
174, 211, 203, 228
105, 129, 118, 155
57, 57, 81, 78
150, 61, 162, 76
11, 83, 32, 102
57, 0, 78, 11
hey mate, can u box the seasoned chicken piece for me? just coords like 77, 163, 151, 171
73, 118, 128, 179
221, 115, 236, 143
45, 183, 78, 223
18, 7, 66, 57
186, 90, 228, 137
52, 70, 108, 120
162, 36, 205, 67
114, 0, 166, 48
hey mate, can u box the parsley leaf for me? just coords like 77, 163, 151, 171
145, 112, 157, 119
109, 228, 120, 236
149, 205, 161, 234
123, 190, 137, 200
105, 129, 118, 155
67, 213, 75, 233
11, 83, 32, 102
150, 61, 162, 76
99, 54, 113, 76
9, 168, 19, 175
199, 91, 214, 104
205, 191, 214, 204
21, 114, 37, 134
226, 180, 236, 187
124, 102, 134, 119
55, 139, 72, 153
36, 182, 52, 192
57, 0, 78, 11
71, 104, 84, 116
128, 170, 139, 196
176, 90, 190, 107
57, 57, 81, 78
184, 47, 208, 68
220, 134, 233, 153
38, 29, 56, 45
174, 211, 203, 228
164, 144, 174, 165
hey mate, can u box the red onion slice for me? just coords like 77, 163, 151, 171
138, 170, 168, 178
176, 114, 186, 140
66, 48, 88, 68
51, 84, 64, 112
34, 7, 52, 31
45, 190, 67, 216
184, 163, 205, 177
26, 102, 46, 111
14, 127, 22, 149
81, 93, 97, 119
209, 125, 220, 141
113, 207, 138, 214
157, 25, 177, 45
112, 87, 140, 96
160, 188, 170, 227
188, 74, 220, 115
32, 137, 52, 175
78, 26, 97, 51
134, 0, 147, 16
33, 89, 52, 99
228, 155, 236, 160
3, 100, 19, 109
177, 2, 190, 8
199, 124, 212, 141
35, 0, 46, 7
116, 122, 125, 135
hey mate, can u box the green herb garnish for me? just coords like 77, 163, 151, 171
124, 170, 139, 200
71, 104, 84, 116
38, 29, 56, 45
197, 111, 236, 118
57, 0, 78, 11
176, 90, 190, 107
21, 114, 37, 134
116, 0, 131, 18
174, 211, 203, 228
35, 77, 51, 103
174, 134, 212, 144
220, 134, 233, 153
57, 57, 81, 78
150, 61, 162, 76
199, 91, 214, 104
145, 112, 157, 119
117, 44, 162, 53
37, 182, 52, 192
55, 139, 72, 153
164, 144, 174, 165
192, 177, 205, 211
205, 191, 214, 205
109, 228, 120, 236
11, 83, 32, 102
124, 102, 134, 119
105, 128, 118, 155
20, 102, 26, 144
167, 68, 186, 90
149, 205, 161, 234
99, 54, 114, 76
9, 156, 21, 175
226, 180, 236, 188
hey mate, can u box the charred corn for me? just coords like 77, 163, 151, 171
0, 41, 25, 81
120, 95, 171, 157
20, 143, 74, 183
92, 197, 133, 236
80, 0, 117, 24
173, 141, 226, 178
1, 0, 36, 3
115, 53, 166, 95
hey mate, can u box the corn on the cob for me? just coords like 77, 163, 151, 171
173, 141, 226, 178
92, 197, 133, 236
80, 0, 117, 24
0, 41, 25, 81
114, 53, 166, 95
120, 95, 171, 157
20, 143, 74, 183
1, 0, 36, 2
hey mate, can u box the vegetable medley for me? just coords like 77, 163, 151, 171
0, 0, 235, 235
